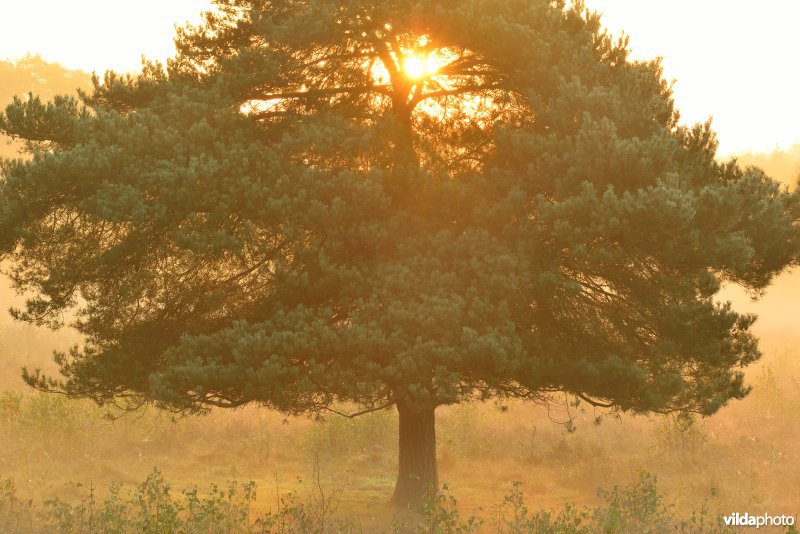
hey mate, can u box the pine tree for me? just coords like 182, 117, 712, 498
1, 0, 798, 506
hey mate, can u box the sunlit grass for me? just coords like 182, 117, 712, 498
0, 331, 798, 529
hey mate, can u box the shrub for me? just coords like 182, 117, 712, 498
0, 469, 747, 533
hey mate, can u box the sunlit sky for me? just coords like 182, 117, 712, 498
1, 1, 798, 156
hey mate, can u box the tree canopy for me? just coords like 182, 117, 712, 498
0, 55, 91, 159
1, 0, 798, 505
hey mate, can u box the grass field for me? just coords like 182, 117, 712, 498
0, 325, 798, 531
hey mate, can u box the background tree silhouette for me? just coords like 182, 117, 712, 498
1, 0, 798, 506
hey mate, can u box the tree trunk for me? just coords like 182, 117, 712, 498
392, 401, 438, 508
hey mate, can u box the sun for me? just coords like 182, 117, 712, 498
402, 53, 440, 80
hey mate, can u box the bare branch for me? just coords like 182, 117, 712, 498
412, 83, 507, 105
577, 393, 615, 408
320, 399, 396, 419
255, 85, 392, 102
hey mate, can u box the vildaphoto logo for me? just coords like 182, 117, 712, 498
723, 513, 795, 529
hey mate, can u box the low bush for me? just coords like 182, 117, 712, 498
0, 469, 759, 533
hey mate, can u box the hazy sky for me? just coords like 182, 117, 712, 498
1, 0, 798, 156
586, 0, 800, 156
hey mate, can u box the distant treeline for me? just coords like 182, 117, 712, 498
735, 144, 800, 187
0, 54, 89, 100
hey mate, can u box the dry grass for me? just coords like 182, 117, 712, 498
0, 330, 798, 528
1, 273, 799, 531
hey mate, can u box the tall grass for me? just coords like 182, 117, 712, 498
0, 337, 798, 530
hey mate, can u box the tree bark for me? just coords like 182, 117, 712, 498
392, 401, 438, 508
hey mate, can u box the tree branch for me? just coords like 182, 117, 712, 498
255, 85, 392, 102
577, 393, 615, 408
369, 35, 402, 90
412, 83, 506, 105
320, 399, 396, 419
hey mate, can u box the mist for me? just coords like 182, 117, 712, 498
1, 9, 799, 533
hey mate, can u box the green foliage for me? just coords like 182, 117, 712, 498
490, 481, 596, 533
488, 473, 740, 534
0, 469, 751, 533
1, 0, 799, 506
0, 55, 90, 160
593, 472, 674, 533
37, 467, 334, 533
2, 0, 796, 421
411, 484, 484, 534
